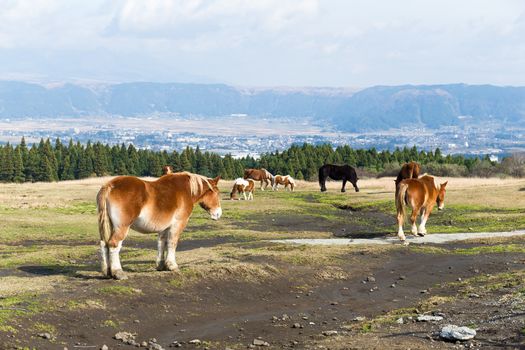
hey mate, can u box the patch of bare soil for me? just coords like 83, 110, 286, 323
2, 241, 524, 349
242, 207, 395, 238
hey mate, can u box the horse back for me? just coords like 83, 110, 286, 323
403, 176, 436, 206
244, 169, 262, 180
106, 175, 193, 222
322, 164, 356, 181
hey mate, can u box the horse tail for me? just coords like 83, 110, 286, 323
265, 169, 275, 186
97, 184, 113, 244
396, 182, 409, 218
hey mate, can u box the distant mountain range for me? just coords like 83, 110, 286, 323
1, 81, 524, 131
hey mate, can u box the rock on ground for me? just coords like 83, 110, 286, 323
440, 325, 476, 341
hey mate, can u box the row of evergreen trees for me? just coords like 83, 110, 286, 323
0, 137, 500, 183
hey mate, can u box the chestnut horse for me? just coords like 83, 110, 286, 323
230, 178, 255, 200
273, 175, 296, 191
396, 174, 447, 244
162, 165, 173, 175
243, 168, 274, 191
97, 172, 222, 280
395, 161, 420, 187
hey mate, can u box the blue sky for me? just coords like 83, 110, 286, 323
0, 0, 524, 87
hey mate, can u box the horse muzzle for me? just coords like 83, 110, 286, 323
438, 204, 445, 210
210, 208, 222, 220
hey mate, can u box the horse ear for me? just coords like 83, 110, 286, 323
211, 176, 221, 184
441, 181, 448, 188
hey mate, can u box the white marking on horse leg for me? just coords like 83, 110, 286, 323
248, 192, 253, 200
411, 222, 418, 235
242, 192, 247, 200
99, 240, 109, 276
156, 232, 167, 270
109, 241, 126, 279
165, 232, 178, 271
418, 210, 428, 235
397, 226, 406, 242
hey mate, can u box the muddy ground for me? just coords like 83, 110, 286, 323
2, 238, 524, 350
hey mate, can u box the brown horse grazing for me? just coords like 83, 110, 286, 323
230, 178, 255, 200
395, 162, 420, 187
273, 175, 296, 191
97, 172, 222, 280
162, 165, 173, 175
396, 174, 447, 244
243, 168, 274, 191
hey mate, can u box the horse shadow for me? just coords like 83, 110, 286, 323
18, 264, 107, 280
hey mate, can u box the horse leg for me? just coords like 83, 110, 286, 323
248, 191, 253, 200
396, 209, 406, 244
418, 208, 427, 236
242, 190, 247, 200
107, 226, 130, 280
410, 207, 419, 236
260, 180, 264, 191
341, 179, 347, 193
419, 205, 433, 236
165, 218, 190, 271
320, 173, 327, 192
156, 230, 169, 271
100, 241, 110, 277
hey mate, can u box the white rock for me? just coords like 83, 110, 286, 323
440, 325, 476, 341
189, 339, 201, 345
417, 315, 444, 322
322, 330, 338, 336
253, 339, 270, 346
396, 317, 404, 324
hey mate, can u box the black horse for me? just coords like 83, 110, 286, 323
319, 164, 360, 193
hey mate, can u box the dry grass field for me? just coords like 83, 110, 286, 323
0, 176, 524, 349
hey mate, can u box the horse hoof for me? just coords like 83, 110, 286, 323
156, 263, 165, 271
341, 190, 346, 193
417, 232, 426, 237
165, 263, 179, 272
112, 270, 128, 280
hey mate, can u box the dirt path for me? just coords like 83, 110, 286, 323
270, 229, 525, 245
5, 240, 524, 349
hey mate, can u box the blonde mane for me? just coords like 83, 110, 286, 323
182, 171, 213, 197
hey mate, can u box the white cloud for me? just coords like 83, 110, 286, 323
0, 0, 524, 86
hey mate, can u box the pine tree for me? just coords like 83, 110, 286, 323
12, 146, 25, 182
61, 153, 75, 180
0, 144, 14, 181
180, 152, 192, 171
